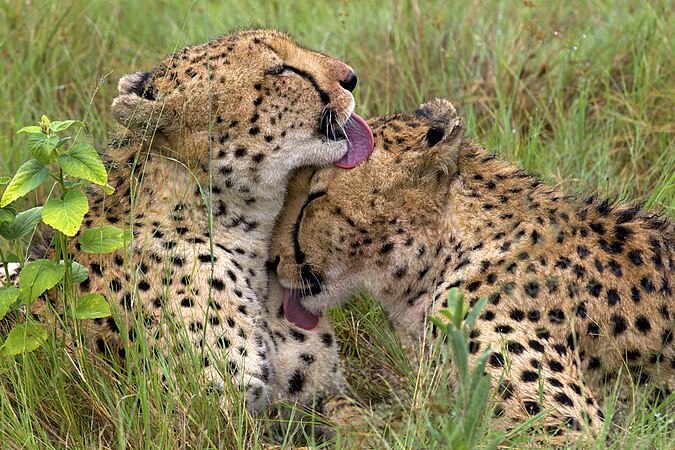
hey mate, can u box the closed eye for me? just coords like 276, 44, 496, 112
265, 64, 296, 77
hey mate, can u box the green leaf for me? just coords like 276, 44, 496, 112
0, 207, 43, 240
78, 225, 129, 254
57, 143, 107, 186
0, 203, 16, 223
0, 321, 48, 356
0, 285, 19, 321
0, 177, 11, 185
3, 254, 20, 263
69, 261, 89, 283
0, 159, 50, 207
18, 259, 65, 303
49, 120, 83, 133
41, 190, 88, 236
74, 293, 111, 319
16, 126, 43, 134
102, 184, 115, 195
28, 133, 59, 165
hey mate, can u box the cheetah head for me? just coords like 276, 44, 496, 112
270, 98, 465, 329
110, 29, 374, 190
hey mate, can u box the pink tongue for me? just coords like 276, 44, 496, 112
334, 112, 375, 168
283, 288, 320, 330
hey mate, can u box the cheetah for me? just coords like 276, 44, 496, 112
270, 98, 674, 441
12, 29, 374, 412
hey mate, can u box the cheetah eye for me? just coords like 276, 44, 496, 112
265, 65, 296, 77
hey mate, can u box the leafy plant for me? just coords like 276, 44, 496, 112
0, 115, 120, 356
428, 288, 500, 450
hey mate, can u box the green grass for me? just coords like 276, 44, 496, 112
1, 0, 674, 448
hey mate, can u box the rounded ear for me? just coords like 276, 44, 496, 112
111, 71, 168, 130
415, 98, 465, 175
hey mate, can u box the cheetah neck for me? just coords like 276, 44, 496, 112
96, 131, 284, 271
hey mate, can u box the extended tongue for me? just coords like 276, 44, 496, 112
334, 112, 375, 168
283, 288, 320, 330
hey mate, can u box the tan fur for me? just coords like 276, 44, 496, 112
271, 98, 674, 441
19, 29, 365, 413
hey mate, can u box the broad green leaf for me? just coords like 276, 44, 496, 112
0, 159, 50, 207
0, 204, 16, 223
16, 126, 43, 134
18, 259, 65, 303
74, 293, 111, 319
60, 260, 89, 283
78, 225, 129, 254
0, 321, 48, 356
0, 285, 19, 321
57, 143, 107, 186
41, 190, 88, 236
0, 177, 11, 185
55, 136, 71, 148
0, 207, 42, 240
50, 120, 83, 132
28, 133, 59, 165
3, 254, 20, 263
102, 184, 115, 195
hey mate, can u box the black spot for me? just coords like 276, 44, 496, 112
466, 281, 482, 292
521, 371, 539, 383
524, 401, 541, 415
495, 324, 513, 334
635, 316, 651, 333
498, 381, 514, 400
527, 310, 541, 322
589, 222, 605, 234
587, 279, 602, 297
524, 281, 539, 298
554, 392, 574, 407
606, 289, 620, 306
607, 259, 623, 277
577, 245, 589, 259
109, 278, 122, 292
536, 328, 551, 340
628, 249, 643, 266
548, 360, 564, 373
321, 333, 333, 347
528, 339, 544, 352
210, 278, 225, 290
548, 309, 565, 324
290, 329, 306, 342
587, 322, 600, 337
138, 280, 150, 291
641, 277, 655, 293
631, 286, 641, 303
198, 253, 216, 263
509, 309, 525, 321
574, 301, 588, 318
288, 370, 305, 394
611, 315, 627, 335
489, 352, 504, 368
507, 341, 525, 355
588, 357, 601, 370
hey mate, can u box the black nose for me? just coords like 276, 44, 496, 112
339, 71, 357, 92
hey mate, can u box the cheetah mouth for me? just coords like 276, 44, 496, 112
283, 287, 320, 331
321, 112, 374, 168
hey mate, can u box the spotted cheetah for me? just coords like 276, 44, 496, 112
270, 98, 674, 441
13, 29, 375, 412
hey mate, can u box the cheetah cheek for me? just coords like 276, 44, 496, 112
334, 112, 375, 168
283, 288, 320, 330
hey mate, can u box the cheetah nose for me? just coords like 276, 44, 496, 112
339, 71, 357, 92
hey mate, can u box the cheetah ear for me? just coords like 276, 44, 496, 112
111, 71, 168, 130
415, 98, 465, 174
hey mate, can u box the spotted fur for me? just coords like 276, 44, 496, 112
16, 29, 364, 412
271, 98, 674, 441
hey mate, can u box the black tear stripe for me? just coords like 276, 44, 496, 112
282, 65, 331, 104
292, 191, 326, 265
